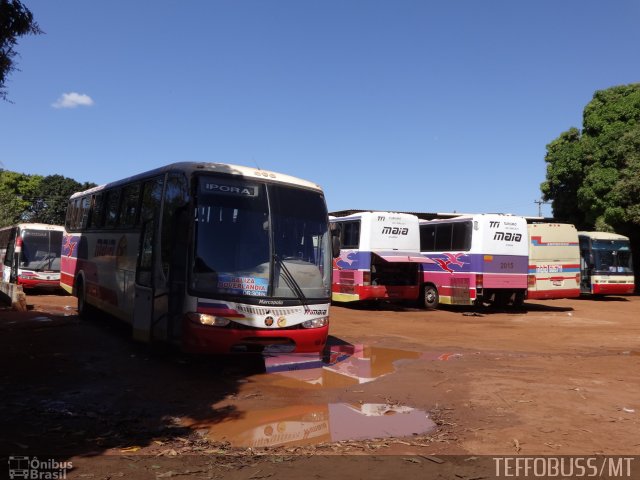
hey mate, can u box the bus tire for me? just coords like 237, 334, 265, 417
423, 284, 439, 310
76, 276, 94, 319
513, 291, 525, 308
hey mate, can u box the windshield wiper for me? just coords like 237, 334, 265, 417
273, 254, 309, 308
32, 253, 55, 272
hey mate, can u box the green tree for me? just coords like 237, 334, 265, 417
0, 182, 24, 225
0, 170, 95, 227
1, 0, 43, 101
0, 169, 42, 226
541, 83, 640, 288
28, 174, 96, 225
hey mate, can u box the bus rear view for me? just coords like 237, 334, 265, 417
527, 223, 581, 300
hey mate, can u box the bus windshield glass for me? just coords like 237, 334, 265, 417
269, 184, 331, 299
21, 229, 63, 272
592, 239, 633, 273
192, 176, 331, 300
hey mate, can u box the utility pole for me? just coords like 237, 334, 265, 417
534, 199, 550, 217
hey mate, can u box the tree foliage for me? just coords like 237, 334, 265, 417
0, 0, 43, 101
542, 83, 640, 230
29, 174, 96, 225
0, 169, 95, 227
0, 169, 41, 225
541, 83, 640, 287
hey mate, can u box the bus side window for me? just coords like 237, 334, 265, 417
119, 183, 141, 227
435, 224, 453, 251
79, 196, 91, 230
65, 200, 75, 231
104, 189, 121, 228
420, 224, 435, 252
140, 177, 164, 223
161, 174, 189, 281
89, 193, 105, 229
137, 219, 154, 287
452, 222, 472, 251
340, 221, 360, 249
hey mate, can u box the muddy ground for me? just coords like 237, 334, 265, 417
0, 292, 638, 479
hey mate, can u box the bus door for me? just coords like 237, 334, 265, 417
133, 174, 189, 343
3, 227, 19, 283
133, 176, 170, 342
579, 237, 592, 293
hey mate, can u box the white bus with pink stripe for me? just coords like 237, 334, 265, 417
419, 214, 529, 309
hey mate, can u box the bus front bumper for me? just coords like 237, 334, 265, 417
592, 283, 635, 295
182, 320, 329, 354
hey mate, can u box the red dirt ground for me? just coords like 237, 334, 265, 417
1, 292, 638, 478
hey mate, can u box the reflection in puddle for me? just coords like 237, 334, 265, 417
264, 344, 462, 388
184, 402, 436, 448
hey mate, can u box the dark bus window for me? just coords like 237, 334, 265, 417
140, 176, 164, 223
69, 198, 87, 231
104, 189, 121, 227
435, 223, 453, 251
451, 222, 472, 251
161, 174, 189, 280
420, 224, 435, 252
89, 193, 104, 228
79, 196, 91, 230
339, 221, 360, 249
65, 201, 74, 230
119, 183, 141, 227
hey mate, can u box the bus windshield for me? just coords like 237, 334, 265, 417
592, 239, 633, 273
192, 176, 331, 300
21, 229, 63, 272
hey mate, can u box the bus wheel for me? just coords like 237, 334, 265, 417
513, 291, 525, 308
76, 277, 93, 319
423, 285, 439, 310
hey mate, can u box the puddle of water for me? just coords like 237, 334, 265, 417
184, 402, 436, 448
32, 316, 53, 322
263, 344, 461, 388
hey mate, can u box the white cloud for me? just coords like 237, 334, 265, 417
52, 92, 95, 109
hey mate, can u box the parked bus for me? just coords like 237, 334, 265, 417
526, 223, 581, 300
330, 212, 432, 303
578, 231, 635, 295
0, 223, 64, 290
419, 214, 528, 308
61, 162, 334, 354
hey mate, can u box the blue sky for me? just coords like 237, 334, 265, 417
1, 0, 639, 218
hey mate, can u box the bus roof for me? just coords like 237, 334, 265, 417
329, 211, 419, 222
0, 223, 65, 232
70, 162, 323, 199
578, 231, 630, 241
418, 213, 525, 224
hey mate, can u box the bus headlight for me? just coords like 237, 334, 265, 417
302, 317, 328, 329
187, 313, 231, 327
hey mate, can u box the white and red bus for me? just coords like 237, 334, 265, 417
61, 162, 334, 354
330, 212, 432, 303
526, 223, 581, 300
419, 214, 529, 308
578, 231, 635, 295
0, 223, 64, 290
